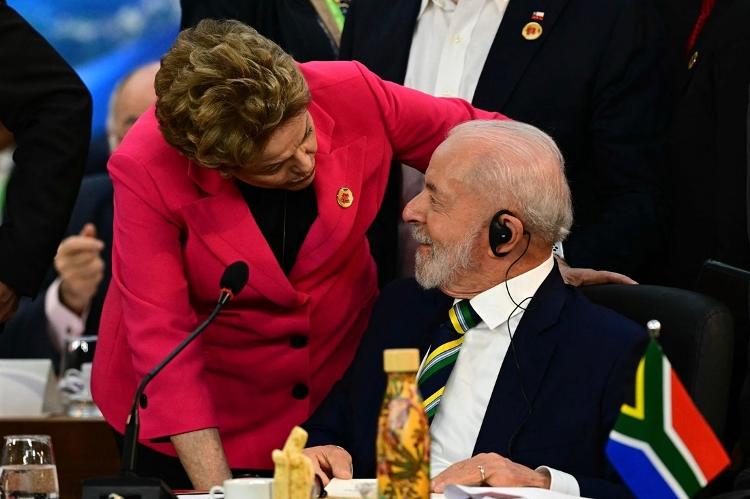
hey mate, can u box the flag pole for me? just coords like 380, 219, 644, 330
646, 319, 661, 340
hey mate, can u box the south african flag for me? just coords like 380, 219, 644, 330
606, 340, 730, 498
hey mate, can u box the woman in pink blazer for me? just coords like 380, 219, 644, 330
91, 20, 506, 488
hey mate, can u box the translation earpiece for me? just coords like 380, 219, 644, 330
489, 209, 514, 257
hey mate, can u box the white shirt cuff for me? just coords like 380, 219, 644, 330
536, 465, 580, 496
45, 278, 88, 352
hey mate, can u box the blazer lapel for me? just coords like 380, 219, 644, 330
473, 0, 571, 110
419, 288, 457, 354
179, 165, 303, 307
289, 101, 365, 281
472, 265, 567, 458
676, 0, 730, 95
349, 0, 421, 84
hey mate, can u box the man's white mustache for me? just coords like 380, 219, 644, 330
411, 225, 432, 245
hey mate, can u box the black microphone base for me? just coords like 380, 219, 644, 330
82, 472, 177, 499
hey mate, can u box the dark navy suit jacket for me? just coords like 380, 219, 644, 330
304, 266, 648, 498
340, 0, 664, 282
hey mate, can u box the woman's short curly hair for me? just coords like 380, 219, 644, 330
155, 19, 310, 169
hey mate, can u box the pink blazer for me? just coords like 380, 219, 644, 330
92, 61, 506, 469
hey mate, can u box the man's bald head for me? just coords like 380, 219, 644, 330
443, 120, 573, 246
107, 61, 160, 152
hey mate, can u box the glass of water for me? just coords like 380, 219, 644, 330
59, 335, 101, 418
0, 435, 59, 499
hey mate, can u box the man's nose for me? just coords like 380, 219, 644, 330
402, 190, 426, 224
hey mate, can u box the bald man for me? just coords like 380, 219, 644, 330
107, 62, 160, 152
303, 120, 646, 498
0, 62, 158, 359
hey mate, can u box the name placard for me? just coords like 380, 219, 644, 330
0, 359, 61, 416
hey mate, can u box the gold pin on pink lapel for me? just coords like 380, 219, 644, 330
337, 187, 354, 208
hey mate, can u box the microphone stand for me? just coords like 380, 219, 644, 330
83, 292, 231, 499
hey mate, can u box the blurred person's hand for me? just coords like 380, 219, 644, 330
55, 223, 105, 316
0, 280, 19, 322
303, 445, 353, 486
556, 256, 637, 286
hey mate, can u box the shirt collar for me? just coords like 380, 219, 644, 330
417, 0, 507, 20
417, 0, 453, 20
458, 253, 555, 330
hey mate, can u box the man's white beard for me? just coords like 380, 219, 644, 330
412, 224, 480, 289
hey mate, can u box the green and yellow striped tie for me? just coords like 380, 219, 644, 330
417, 300, 481, 422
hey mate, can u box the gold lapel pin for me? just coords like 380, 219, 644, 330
688, 51, 699, 70
522, 21, 543, 40
337, 187, 354, 208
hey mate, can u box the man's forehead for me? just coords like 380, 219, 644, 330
426, 147, 473, 187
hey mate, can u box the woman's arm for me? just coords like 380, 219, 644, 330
106, 148, 224, 473
172, 428, 231, 489
352, 61, 509, 172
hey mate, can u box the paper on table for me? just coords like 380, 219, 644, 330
325, 478, 445, 499
324, 478, 373, 498
444, 484, 588, 499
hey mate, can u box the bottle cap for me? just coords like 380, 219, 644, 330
383, 348, 420, 373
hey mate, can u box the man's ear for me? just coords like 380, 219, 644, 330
488, 211, 525, 258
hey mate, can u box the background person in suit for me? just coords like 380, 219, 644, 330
180, 0, 347, 61
0, 62, 159, 360
0, 0, 91, 322
340, 0, 664, 283
657, 0, 750, 288
303, 120, 647, 498
655, 1, 750, 482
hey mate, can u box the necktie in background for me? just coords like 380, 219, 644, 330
417, 300, 481, 422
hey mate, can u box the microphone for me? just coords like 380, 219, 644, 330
83, 261, 249, 499
219, 260, 250, 304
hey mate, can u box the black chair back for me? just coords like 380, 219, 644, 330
581, 284, 734, 440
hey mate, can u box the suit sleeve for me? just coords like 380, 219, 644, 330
338, 0, 357, 60
574, 329, 648, 498
0, 3, 91, 297
303, 373, 353, 448
107, 151, 218, 440
352, 62, 510, 172
180, 0, 273, 29
0, 296, 57, 361
563, 0, 664, 274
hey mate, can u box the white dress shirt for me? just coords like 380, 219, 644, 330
0, 148, 14, 225
404, 0, 508, 100
429, 254, 581, 495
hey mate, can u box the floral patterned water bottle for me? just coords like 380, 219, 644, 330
376, 349, 430, 499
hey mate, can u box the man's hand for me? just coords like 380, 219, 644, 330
302, 445, 353, 486
431, 453, 550, 493
556, 256, 637, 286
54, 223, 105, 316
0, 280, 19, 322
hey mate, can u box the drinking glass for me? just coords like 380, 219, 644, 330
58, 335, 101, 417
0, 435, 59, 499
